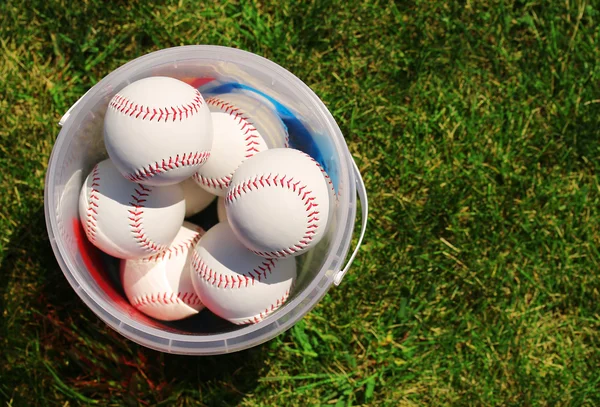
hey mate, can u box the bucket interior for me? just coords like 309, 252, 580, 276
48, 48, 352, 342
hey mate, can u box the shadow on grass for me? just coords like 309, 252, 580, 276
0, 207, 266, 406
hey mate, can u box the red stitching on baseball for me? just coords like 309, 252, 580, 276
232, 289, 291, 325
193, 97, 266, 190
309, 155, 336, 195
109, 89, 204, 123
192, 173, 231, 190
84, 164, 101, 242
225, 172, 321, 258
127, 151, 210, 182
191, 251, 277, 289
131, 291, 203, 308
128, 184, 167, 253
141, 224, 203, 262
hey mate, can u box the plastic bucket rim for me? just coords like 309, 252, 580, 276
44, 45, 358, 349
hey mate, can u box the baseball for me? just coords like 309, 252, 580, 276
192, 94, 288, 196
78, 158, 185, 260
190, 222, 296, 325
121, 221, 205, 321
104, 76, 213, 186
206, 92, 289, 148
217, 197, 227, 223
225, 148, 331, 258
180, 177, 216, 218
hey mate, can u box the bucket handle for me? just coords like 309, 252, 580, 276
333, 158, 368, 286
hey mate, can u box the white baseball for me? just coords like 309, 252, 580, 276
78, 158, 185, 260
121, 221, 205, 321
217, 197, 227, 223
206, 92, 289, 148
192, 94, 288, 196
225, 148, 331, 258
180, 177, 216, 217
190, 222, 296, 325
104, 76, 213, 186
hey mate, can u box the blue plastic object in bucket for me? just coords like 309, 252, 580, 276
44, 45, 368, 355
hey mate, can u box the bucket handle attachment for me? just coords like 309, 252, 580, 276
58, 87, 93, 127
333, 158, 368, 286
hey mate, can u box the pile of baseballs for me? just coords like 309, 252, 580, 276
78, 76, 334, 325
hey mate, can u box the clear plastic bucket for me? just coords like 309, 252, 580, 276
44, 45, 368, 355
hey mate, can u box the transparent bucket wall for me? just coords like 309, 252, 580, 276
51, 57, 347, 336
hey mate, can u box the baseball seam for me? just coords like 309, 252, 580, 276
283, 124, 290, 148
310, 156, 336, 195
141, 225, 203, 262
131, 291, 203, 308
127, 151, 210, 183
109, 89, 204, 122
191, 251, 278, 288
192, 97, 265, 191
128, 184, 167, 253
232, 289, 291, 325
84, 164, 101, 242
225, 173, 321, 258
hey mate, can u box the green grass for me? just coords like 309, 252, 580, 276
2, 0, 600, 405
